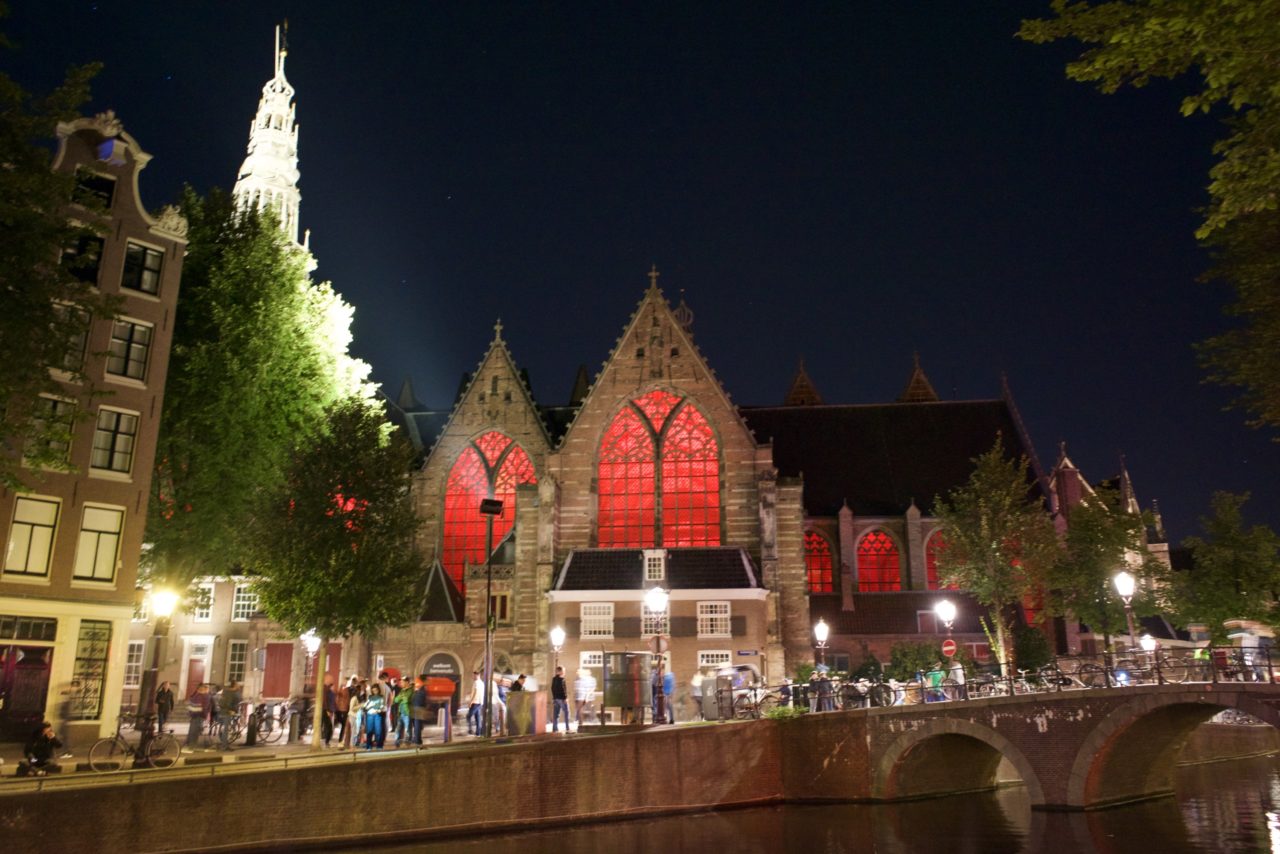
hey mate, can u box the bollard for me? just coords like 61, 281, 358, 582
245, 711, 257, 747
288, 710, 300, 743
441, 699, 451, 743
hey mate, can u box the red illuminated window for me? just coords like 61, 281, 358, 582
441, 432, 537, 590
925, 531, 957, 590
804, 531, 834, 593
857, 530, 901, 591
597, 390, 720, 548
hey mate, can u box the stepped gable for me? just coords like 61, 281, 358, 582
554, 547, 762, 590
741, 399, 1030, 517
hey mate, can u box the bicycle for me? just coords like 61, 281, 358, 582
198, 713, 244, 749
88, 715, 180, 772
1038, 659, 1108, 690
969, 668, 1038, 698
733, 683, 781, 719
254, 702, 288, 744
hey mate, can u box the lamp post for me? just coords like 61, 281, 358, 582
134, 589, 179, 768
478, 497, 504, 737
550, 625, 565, 673
813, 618, 830, 668
300, 629, 323, 747
934, 599, 956, 638
1113, 571, 1139, 651
645, 586, 669, 725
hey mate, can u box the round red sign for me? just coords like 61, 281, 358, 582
941, 638, 957, 658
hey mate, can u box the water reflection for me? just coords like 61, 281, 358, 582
376, 755, 1278, 854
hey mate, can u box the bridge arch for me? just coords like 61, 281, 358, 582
872, 717, 1045, 805
1066, 689, 1280, 809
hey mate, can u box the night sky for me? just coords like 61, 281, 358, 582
9, 2, 1277, 540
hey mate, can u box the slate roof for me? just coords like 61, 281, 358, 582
418, 558, 465, 623
740, 400, 1033, 517
554, 547, 762, 591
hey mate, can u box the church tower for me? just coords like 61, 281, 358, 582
233, 24, 303, 245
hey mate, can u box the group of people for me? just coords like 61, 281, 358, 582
322, 671, 432, 750
182, 680, 242, 751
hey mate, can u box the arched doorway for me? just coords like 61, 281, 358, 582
418, 652, 463, 710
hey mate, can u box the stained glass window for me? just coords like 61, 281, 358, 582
857, 530, 901, 592
597, 391, 720, 548
805, 531, 834, 593
441, 432, 537, 590
925, 531, 957, 590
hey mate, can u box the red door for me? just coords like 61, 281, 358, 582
185, 658, 206, 694
261, 643, 293, 699
326, 643, 342, 686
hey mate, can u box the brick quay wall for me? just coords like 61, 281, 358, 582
3, 717, 1276, 853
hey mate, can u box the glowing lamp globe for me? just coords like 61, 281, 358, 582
150, 589, 180, 619
644, 586, 669, 614
934, 599, 957, 626
814, 618, 830, 646
300, 629, 321, 655
1139, 634, 1157, 653
1113, 571, 1136, 600
550, 625, 566, 649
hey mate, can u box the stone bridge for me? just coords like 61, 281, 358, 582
784, 681, 1280, 810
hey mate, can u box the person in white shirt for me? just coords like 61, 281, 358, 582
467, 671, 485, 735
573, 668, 597, 728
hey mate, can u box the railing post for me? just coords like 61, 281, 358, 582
1211, 645, 1219, 684
1154, 651, 1164, 685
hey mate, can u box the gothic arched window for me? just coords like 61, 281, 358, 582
441, 431, 536, 590
597, 390, 721, 548
925, 530, 957, 590
857, 530, 901, 592
804, 531, 835, 593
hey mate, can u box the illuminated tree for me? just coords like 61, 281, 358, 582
145, 189, 372, 586
932, 439, 1058, 670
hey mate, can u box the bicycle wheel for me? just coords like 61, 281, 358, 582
732, 694, 753, 719
870, 683, 894, 707
259, 714, 282, 744
228, 718, 244, 744
757, 693, 779, 716
1157, 655, 1188, 684
940, 678, 961, 701
149, 734, 180, 768
1113, 658, 1139, 686
1078, 663, 1108, 688
88, 737, 128, 772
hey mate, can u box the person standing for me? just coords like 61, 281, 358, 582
218, 681, 242, 750
363, 684, 387, 749
410, 676, 428, 744
335, 677, 353, 747
467, 671, 484, 735
156, 681, 175, 732
321, 675, 337, 747
349, 685, 366, 749
394, 680, 411, 747
550, 666, 569, 732
691, 671, 705, 720
184, 683, 210, 751
573, 668, 596, 729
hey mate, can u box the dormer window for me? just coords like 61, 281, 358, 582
643, 548, 666, 582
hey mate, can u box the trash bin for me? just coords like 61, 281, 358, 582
700, 690, 721, 721
715, 675, 735, 719
287, 711, 300, 743
603, 652, 652, 723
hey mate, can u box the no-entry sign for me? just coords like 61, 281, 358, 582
941, 638, 957, 658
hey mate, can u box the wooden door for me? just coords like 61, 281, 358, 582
185, 658, 206, 693
261, 643, 293, 698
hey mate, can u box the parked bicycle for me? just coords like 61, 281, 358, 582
88, 715, 180, 772
732, 682, 781, 719
253, 702, 288, 744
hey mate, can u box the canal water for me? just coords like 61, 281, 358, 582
378, 754, 1279, 854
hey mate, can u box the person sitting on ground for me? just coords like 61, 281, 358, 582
21, 722, 64, 776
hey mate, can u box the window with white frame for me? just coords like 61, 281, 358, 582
698, 650, 732, 668
580, 603, 614, 639
72, 505, 123, 582
121, 241, 163, 295
106, 318, 153, 381
124, 640, 145, 688
227, 640, 248, 685
132, 597, 149, 623
193, 583, 214, 622
4, 496, 60, 578
643, 548, 666, 582
580, 651, 604, 669
697, 601, 731, 638
642, 601, 669, 636
231, 584, 258, 621
90, 407, 139, 474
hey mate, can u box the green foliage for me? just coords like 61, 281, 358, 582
763, 705, 805, 721
793, 662, 815, 684
850, 648, 883, 681
1045, 487, 1164, 637
1162, 492, 1280, 641
886, 641, 945, 682
1018, 1, 1280, 433
0, 15, 118, 491
1012, 626, 1054, 674
145, 189, 372, 585
246, 397, 424, 641
932, 439, 1058, 669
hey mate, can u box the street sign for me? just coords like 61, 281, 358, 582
941, 638, 957, 658
737, 650, 758, 656
647, 636, 669, 654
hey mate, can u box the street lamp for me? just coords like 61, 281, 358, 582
134, 588, 179, 768
478, 497, 504, 737
934, 599, 957, 637
1113, 571, 1139, 651
813, 618, 830, 667
645, 586, 669, 725
549, 625, 566, 672
1139, 634, 1157, 654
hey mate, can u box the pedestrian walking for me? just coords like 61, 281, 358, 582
551, 666, 569, 732
184, 683, 211, 751
573, 668, 596, 729
467, 671, 484, 735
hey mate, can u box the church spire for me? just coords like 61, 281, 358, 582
896, 352, 940, 403
233, 23, 302, 245
784, 357, 824, 406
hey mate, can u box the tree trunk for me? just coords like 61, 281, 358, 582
311, 640, 327, 751
996, 616, 1011, 677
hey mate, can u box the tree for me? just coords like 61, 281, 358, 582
245, 396, 424, 747
0, 20, 117, 490
933, 439, 1059, 671
1018, 1, 1280, 434
1045, 487, 1164, 641
145, 189, 371, 586
1162, 492, 1280, 641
